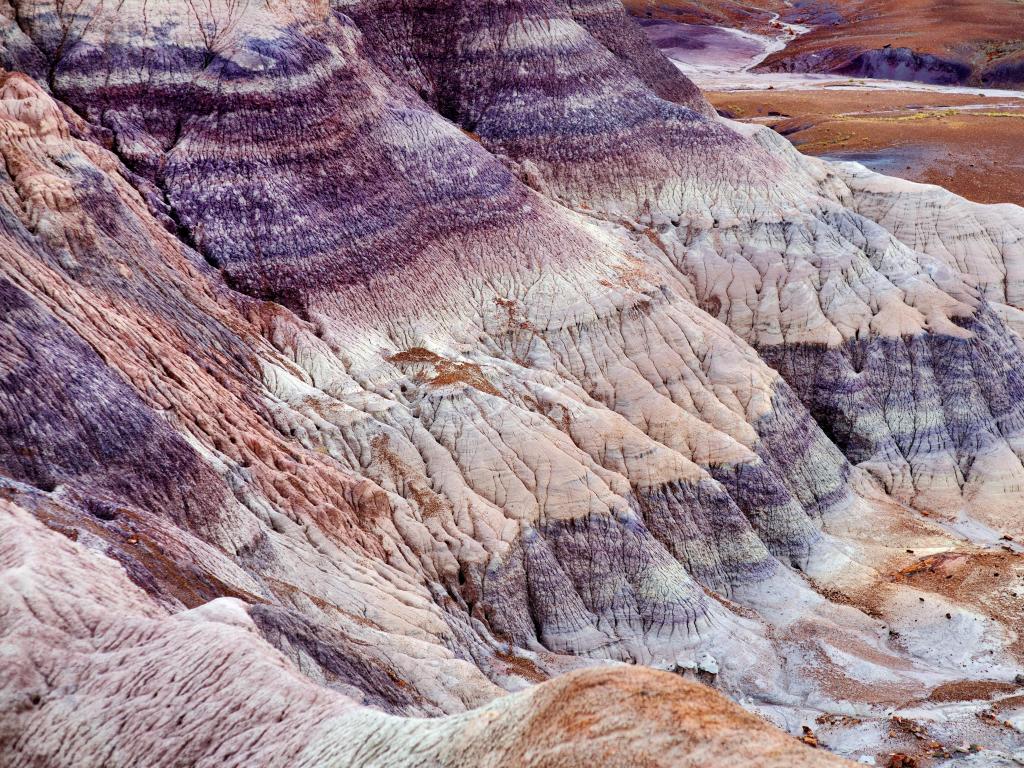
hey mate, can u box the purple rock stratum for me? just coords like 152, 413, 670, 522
0, 0, 1022, 765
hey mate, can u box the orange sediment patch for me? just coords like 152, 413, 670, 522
511, 667, 853, 766
388, 346, 444, 365
927, 679, 1019, 703
623, 0, 790, 34
429, 360, 501, 396
707, 88, 1024, 205
389, 347, 502, 396
891, 551, 970, 580
493, 648, 549, 682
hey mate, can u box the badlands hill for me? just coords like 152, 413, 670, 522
628, 0, 1024, 87
0, 0, 1023, 766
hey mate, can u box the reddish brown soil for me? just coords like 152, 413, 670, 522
494, 649, 549, 682
707, 88, 1024, 205
624, 0, 789, 33
927, 679, 1020, 703
758, 0, 1024, 87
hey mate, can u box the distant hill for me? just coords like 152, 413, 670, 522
627, 0, 1024, 87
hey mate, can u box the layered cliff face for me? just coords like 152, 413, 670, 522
1, 1, 1023, 765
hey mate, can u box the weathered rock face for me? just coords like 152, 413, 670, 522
2, 499, 855, 767
1, 1, 1023, 765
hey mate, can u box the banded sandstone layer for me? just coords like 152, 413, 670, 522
0, 1, 1023, 766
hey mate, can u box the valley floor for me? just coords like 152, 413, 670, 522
641, 18, 1024, 206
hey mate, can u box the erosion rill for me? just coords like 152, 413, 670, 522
0, 1, 1022, 765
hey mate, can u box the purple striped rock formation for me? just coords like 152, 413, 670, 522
1, 1, 1023, 766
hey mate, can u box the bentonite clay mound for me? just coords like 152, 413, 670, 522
0, 0, 1023, 765
1, 499, 848, 767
